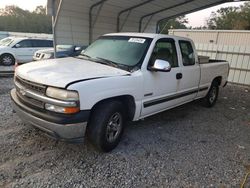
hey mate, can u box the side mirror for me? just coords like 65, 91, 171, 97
75, 46, 81, 51
15, 44, 21, 48
148, 59, 171, 72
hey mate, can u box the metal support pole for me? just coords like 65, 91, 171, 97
116, 0, 155, 32
89, 0, 108, 45
51, 0, 57, 58
141, 15, 154, 33
118, 10, 131, 32
51, 0, 63, 58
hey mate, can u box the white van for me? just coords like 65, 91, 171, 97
0, 37, 53, 66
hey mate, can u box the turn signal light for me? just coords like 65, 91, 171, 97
45, 103, 80, 114
64, 107, 80, 114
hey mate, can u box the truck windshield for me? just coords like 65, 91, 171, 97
81, 36, 152, 69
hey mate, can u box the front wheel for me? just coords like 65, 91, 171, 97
0, 54, 15, 66
203, 83, 219, 107
87, 100, 126, 152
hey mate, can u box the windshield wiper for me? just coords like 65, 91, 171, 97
79, 54, 92, 58
77, 55, 130, 71
75, 53, 94, 61
95, 57, 118, 68
76, 55, 117, 67
96, 57, 131, 71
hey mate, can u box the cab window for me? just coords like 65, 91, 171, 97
149, 39, 178, 68
179, 41, 195, 66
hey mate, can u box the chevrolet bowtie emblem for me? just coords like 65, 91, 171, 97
19, 88, 26, 96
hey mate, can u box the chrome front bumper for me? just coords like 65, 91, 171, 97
11, 89, 88, 142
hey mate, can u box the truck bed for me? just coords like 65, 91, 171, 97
198, 55, 226, 64
199, 59, 229, 95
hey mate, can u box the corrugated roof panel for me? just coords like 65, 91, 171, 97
48, 0, 241, 45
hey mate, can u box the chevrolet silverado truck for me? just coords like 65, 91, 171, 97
11, 33, 229, 152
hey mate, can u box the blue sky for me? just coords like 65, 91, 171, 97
0, 0, 246, 27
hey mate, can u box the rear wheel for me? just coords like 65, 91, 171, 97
87, 100, 126, 152
203, 82, 219, 107
0, 54, 15, 66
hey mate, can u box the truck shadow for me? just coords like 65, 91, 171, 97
51, 99, 207, 154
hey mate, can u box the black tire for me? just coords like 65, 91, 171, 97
87, 100, 126, 152
0, 54, 15, 66
203, 82, 219, 108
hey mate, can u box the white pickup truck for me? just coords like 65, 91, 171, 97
11, 33, 229, 152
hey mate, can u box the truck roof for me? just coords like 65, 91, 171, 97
104, 32, 190, 41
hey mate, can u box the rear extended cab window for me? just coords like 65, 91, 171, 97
179, 40, 195, 66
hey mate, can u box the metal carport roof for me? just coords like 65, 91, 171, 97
47, 0, 247, 47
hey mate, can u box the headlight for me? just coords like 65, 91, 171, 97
46, 87, 79, 101
45, 87, 80, 114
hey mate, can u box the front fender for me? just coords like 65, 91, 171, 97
0, 49, 16, 59
67, 73, 143, 120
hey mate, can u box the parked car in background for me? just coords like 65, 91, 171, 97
11, 33, 229, 152
0, 37, 53, 66
33, 45, 86, 61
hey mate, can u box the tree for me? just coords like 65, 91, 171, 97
158, 16, 188, 34
0, 5, 52, 33
207, 2, 250, 30
34, 6, 47, 15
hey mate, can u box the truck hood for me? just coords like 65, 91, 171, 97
16, 57, 130, 88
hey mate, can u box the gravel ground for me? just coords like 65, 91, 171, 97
0, 77, 250, 188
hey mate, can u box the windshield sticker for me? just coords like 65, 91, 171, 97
128, 38, 146, 44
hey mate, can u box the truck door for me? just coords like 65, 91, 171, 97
177, 40, 201, 103
141, 38, 181, 117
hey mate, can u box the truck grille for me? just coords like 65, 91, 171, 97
15, 76, 46, 95
16, 91, 44, 109
15, 76, 47, 109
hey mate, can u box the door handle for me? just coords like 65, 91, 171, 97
176, 73, 183, 80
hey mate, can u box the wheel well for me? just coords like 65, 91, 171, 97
0, 53, 15, 62
90, 95, 136, 121
0, 53, 15, 59
212, 76, 222, 86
